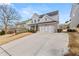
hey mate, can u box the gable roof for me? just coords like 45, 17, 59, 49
39, 10, 58, 18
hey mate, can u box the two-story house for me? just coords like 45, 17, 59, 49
70, 3, 79, 29
28, 10, 59, 33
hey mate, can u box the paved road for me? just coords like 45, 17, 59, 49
0, 32, 69, 56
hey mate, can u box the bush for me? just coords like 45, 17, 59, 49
57, 29, 62, 32
0, 30, 5, 35
27, 29, 36, 33
77, 24, 79, 28
67, 29, 77, 32
16, 29, 27, 34
7, 31, 15, 34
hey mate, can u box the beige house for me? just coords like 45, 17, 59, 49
70, 3, 79, 29
16, 22, 27, 33
28, 10, 59, 33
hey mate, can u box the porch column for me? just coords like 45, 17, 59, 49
35, 25, 37, 31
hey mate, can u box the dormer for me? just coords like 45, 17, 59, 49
39, 15, 50, 22
40, 10, 59, 22
31, 13, 39, 24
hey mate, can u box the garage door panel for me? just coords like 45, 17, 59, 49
39, 25, 55, 33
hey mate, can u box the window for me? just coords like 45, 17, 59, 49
38, 19, 40, 22
34, 20, 36, 23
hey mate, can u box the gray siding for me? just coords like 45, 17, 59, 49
70, 4, 79, 29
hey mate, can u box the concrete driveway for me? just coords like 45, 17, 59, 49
0, 32, 69, 56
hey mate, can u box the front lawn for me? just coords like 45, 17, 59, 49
0, 32, 32, 45
67, 32, 79, 56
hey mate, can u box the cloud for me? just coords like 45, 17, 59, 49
15, 4, 57, 21
19, 7, 34, 20
18, 4, 52, 20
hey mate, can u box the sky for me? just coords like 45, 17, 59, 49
12, 3, 72, 24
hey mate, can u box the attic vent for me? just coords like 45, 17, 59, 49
38, 19, 40, 22
45, 18, 47, 21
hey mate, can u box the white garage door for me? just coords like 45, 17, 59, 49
48, 26, 55, 33
39, 25, 55, 33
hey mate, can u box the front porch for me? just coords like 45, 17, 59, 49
28, 24, 38, 32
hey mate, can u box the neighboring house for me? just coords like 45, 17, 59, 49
70, 3, 79, 29
58, 24, 66, 29
7, 25, 16, 32
28, 10, 59, 33
16, 22, 27, 33
25, 19, 32, 30
15, 19, 32, 33
63, 20, 71, 29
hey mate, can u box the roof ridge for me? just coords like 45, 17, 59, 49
39, 10, 58, 18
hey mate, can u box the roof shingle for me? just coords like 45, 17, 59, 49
39, 10, 58, 18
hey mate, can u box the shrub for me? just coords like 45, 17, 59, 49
67, 29, 77, 32
57, 29, 62, 32
0, 30, 5, 35
77, 24, 79, 28
27, 29, 36, 33
7, 31, 15, 34
16, 29, 27, 34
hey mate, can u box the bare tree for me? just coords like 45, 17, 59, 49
0, 4, 20, 34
